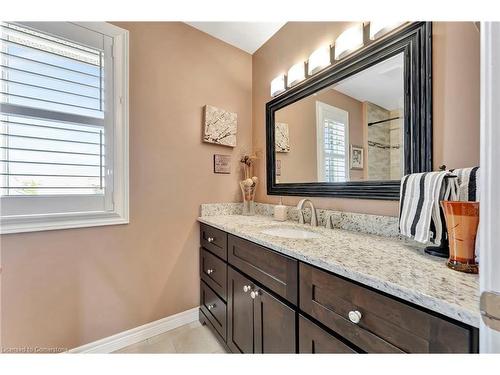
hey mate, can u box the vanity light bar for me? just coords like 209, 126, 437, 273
334, 23, 364, 60
270, 74, 286, 97
269, 22, 406, 97
308, 45, 331, 75
369, 21, 405, 40
287, 62, 306, 88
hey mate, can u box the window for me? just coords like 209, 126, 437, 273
316, 101, 349, 182
0, 22, 129, 234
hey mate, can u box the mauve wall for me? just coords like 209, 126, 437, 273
0, 22, 252, 350
252, 22, 480, 216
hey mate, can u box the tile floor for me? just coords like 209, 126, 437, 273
114, 321, 227, 354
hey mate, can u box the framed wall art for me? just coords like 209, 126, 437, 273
203, 105, 237, 147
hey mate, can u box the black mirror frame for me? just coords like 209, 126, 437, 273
266, 22, 432, 200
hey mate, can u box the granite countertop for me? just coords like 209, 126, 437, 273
198, 214, 480, 327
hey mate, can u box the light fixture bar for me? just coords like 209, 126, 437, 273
287, 62, 306, 88
270, 74, 286, 97
334, 23, 364, 60
287, 62, 306, 87
369, 21, 405, 40
308, 45, 331, 75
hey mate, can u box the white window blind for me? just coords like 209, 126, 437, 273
323, 119, 347, 182
0, 22, 129, 234
316, 101, 349, 183
0, 22, 107, 196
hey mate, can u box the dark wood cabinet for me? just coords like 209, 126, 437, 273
227, 266, 255, 353
199, 224, 478, 354
200, 223, 227, 260
200, 280, 227, 340
299, 315, 357, 353
227, 266, 296, 353
254, 286, 296, 353
299, 263, 475, 353
200, 248, 227, 300
228, 234, 298, 304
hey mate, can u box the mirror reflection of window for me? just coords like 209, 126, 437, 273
316, 102, 348, 182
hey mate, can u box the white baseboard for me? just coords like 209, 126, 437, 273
68, 307, 199, 353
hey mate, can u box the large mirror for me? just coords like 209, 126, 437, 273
266, 22, 432, 200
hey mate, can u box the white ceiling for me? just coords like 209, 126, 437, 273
185, 22, 286, 54
333, 53, 404, 111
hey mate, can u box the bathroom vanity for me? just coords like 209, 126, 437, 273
197, 209, 479, 353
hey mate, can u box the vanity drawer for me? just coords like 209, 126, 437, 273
200, 281, 227, 340
200, 248, 227, 300
200, 223, 227, 260
299, 263, 472, 353
228, 234, 298, 304
299, 315, 357, 353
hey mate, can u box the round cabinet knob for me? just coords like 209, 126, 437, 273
348, 310, 362, 324
206, 269, 214, 275
250, 290, 260, 299
207, 304, 216, 311
243, 285, 252, 293
207, 237, 214, 243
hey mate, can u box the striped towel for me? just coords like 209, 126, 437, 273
449, 167, 480, 201
399, 172, 458, 244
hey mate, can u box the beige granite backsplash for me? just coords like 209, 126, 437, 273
200, 202, 243, 216
200, 202, 400, 238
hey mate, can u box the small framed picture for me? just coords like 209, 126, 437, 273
213, 154, 231, 174
350, 145, 364, 170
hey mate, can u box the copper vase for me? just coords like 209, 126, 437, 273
440, 201, 479, 274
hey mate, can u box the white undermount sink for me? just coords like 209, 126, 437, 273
260, 227, 321, 239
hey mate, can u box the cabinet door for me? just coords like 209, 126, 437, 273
299, 315, 356, 353
254, 287, 296, 353
227, 266, 254, 353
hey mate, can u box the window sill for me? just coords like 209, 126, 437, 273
0, 211, 129, 234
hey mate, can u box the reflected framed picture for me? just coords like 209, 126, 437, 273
276, 159, 282, 176
350, 145, 364, 170
275, 122, 290, 153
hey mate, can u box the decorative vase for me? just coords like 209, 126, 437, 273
440, 201, 479, 274
239, 180, 257, 216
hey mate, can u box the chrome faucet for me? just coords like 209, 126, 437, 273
296, 199, 318, 226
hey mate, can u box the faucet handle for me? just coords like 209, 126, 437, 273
325, 212, 341, 229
